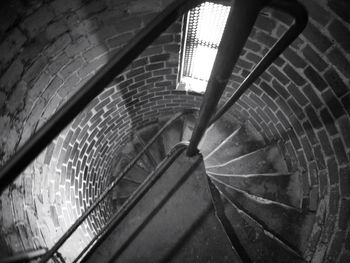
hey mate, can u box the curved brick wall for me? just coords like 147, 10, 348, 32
0, 0, 349, 262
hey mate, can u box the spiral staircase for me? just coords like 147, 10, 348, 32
79, 112, 315, 263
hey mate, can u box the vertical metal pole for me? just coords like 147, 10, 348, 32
186, 0, 266, 156
209, 0, 308, 125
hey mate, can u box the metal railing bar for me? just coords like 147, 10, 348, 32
38, 110, 195, 263
0, 0, 201, 194
0, 248, 48, 263
209, 0, 308, 125
186, 0, 266, 157
75, 143, 189, 263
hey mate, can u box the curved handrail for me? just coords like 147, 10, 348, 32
38, 110, 197, 263
0, 0, 202, 194
209, 0, 308, 125
73, 142, 189, 263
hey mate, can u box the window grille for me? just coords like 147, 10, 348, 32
180, 2, 230, 93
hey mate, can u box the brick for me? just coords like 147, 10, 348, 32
302, 84, 323, 109
339, 166, 350, 197
0, 59, 23, 92
51, 0, 81, 14
21, 6, 54, 38
48, 53, 70, 74
83, 44, 108, 62
309, 186, 318, 211
329, 19, 350, 53
303, 120, 318, 145
303, 22, 332, 52
245, 52, 261, 63
45, 33, 71, 58
333, 137, 348, 165
65, 37, 91, 57
255, 15, 276, 33
107, 32, 133, 49
114, 16, 142, 33
272, 80, 289, 99
288, 97, 304, 119
309, 161, 318, 185
342, 93, 350, 115
288, 83, 308, 106
282, 48, 306, 68
149, 53, 170, 63
261, 94, 277, 111
322, 89, 346, 119
305, 105, 322, 129
327, 48, 350, 79
7, 81, 27, 114
245, 39, 261, 52
254, 30, 277, 47
283, 64, 305, 86
313, 144, 326, 169
268, 65, 289, 85
338, 116, 350, 148
324, 67, 348, 97
320, 108, 338, 135
301, 136, 313, 161
0, 28, 27, 69
317, 129, 334, 157
57, 74, 80, 98
327, 158, 338, 186
303, 0, 331, 27
46, 21, 67, 41
328, 0, 350, 23
304, 66, 327, 91
261, 81, 278, 99
60, 57, 84, 78
302, 44, 327, 72
271, 9, 293, 26
338, 199, 350, 230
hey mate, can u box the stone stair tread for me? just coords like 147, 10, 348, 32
181, 114, 197, 142
204, 123, 266, 167
133, 137, 158, 171
199, 116, 240, 158
219, 191, 306, 263
206, 144, 288, 175
162, 118, 183, 154
84, 152, 238, 263
212, 177, 315, 254
115, 179, 140, 198
207, 171, 302, 208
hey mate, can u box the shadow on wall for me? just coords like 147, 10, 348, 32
0, 0, 186, 261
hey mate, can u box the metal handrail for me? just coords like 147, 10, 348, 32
0, 248, 47, 263
37, 110, 196, 263
74, 142, 189, 263
0, 0, 201, 194
209, 0, 308, 125
187, 0, 308, 156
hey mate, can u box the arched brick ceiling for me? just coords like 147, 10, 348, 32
0, 0, 349, 262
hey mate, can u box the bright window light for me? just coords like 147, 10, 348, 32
179, 2, 230, 93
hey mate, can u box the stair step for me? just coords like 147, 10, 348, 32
219, 191, 306, 263
213, 177, 315, 254
198, 116, 240, 157
133, 137, 158, 171
83, 152, 238, 263
181, 114, 197, 142
207, 172, 302, 208
206, 144, 288, 174
162, 118, 183, 154
115, 179, 140, 199
204, 123, 265, 166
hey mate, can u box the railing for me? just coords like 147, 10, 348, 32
0, 0, 307, 262
73, 143, 189, 263
186, 0, 308, 156
38, 110, 196, 263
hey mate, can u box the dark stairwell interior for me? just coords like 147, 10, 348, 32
0, 0, 349, 262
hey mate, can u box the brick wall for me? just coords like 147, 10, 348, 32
0, 0, 349, 262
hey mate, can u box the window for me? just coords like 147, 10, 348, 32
179, 2, 230, 93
